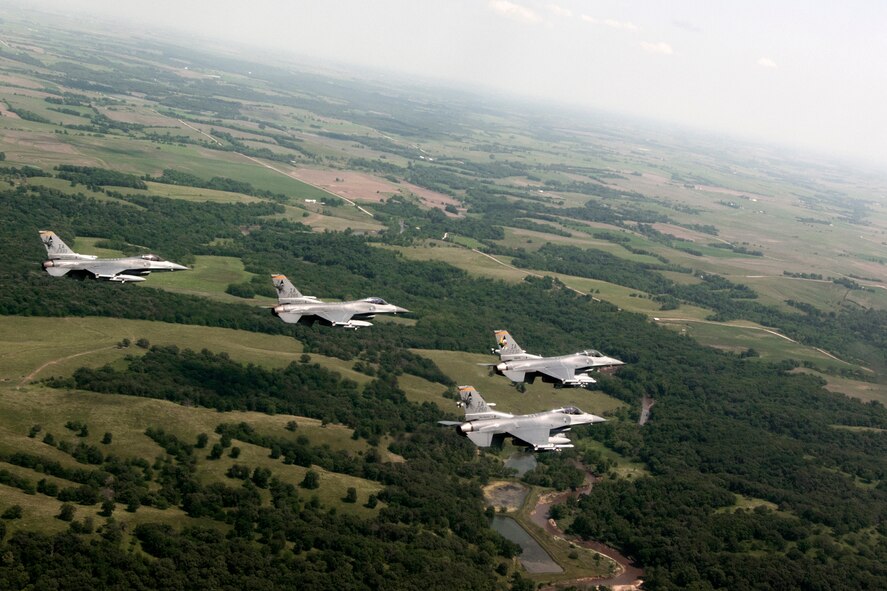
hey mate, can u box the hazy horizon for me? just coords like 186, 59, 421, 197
10, 0, 887, 169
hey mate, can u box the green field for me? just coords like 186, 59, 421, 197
0, 316, 393, 533
654, 317, 863, 371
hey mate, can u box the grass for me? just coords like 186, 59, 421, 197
141, 255, 266, 303
653, 317, 863, 372
382, 242, 711, 319
791, 369, 887, 405
142, 181, 265, 204
0, 316, 307, 383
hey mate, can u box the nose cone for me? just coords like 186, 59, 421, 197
169, 262, 189, 271
581, 413, 607, 425
392, 305, 409, 314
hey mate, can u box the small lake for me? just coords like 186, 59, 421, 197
505, 452, 537, 476
492, 516, 562, 574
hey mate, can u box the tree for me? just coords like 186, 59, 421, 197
229, 446, 241, 459
196, 433, 209, 448
285, 420, 298, 431
343, 487, 357, 503
100, 499, 115, 517
101, 432, 112, 444
300, 470, 319, 490
58, 503, 76, 522
2, 505, 23, 519
209, 443, 223, 460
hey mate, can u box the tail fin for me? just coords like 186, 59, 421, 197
39, 230, 92, 260
493, 330, 525, 360
456, 385, 506, 421
271, 274, 303, 302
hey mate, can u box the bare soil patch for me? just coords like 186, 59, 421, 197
290, 167, 461, 214
3, 130, 79, 155
0, 102, 20, 119
0, 74, 44, 89
482, 480, 529, 512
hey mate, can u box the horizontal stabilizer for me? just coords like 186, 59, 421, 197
44, 267, 69, 277
502, 370, 526, 383
437, 421, 463, 426
467, 432, 495, 447
276, 313, 303, 324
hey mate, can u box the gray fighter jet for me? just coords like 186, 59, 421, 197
439, 385, 605, 451
271, 274, 408, 329
39, 230, 188, 283
489, 330, 624, 387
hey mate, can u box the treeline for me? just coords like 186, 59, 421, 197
148, 168, 291, 202
55, 165, 147, 189
48, 346, 443, 439
0, 185, 286, 261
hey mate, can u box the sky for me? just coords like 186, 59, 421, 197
17, 0, 887, 166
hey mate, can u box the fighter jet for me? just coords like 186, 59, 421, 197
39, 230, 188, 283
439, 385, 605, 451
489, 330, 624, 387
271, 274, 408, 329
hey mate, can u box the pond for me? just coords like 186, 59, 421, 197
491, 515, 562, 574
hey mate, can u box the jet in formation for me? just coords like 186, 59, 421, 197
439, 385, 605, 451
271, 274, 408, 329
489, 330, 624, 387
39, 230, 188, 283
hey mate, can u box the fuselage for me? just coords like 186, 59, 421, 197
497, 351, 624, 374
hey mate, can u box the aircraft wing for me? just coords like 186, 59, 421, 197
83, 262, 131, 278
534, 363, 575, 383
507, 426, 551, 447
315, 309, 354, 325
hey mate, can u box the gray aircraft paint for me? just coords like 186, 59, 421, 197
39, 230, 188, 283
271, 274, 408, 329
439, 385, 605, 452
490, 330, 624, 387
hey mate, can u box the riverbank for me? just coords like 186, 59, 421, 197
484, 478, 643, 589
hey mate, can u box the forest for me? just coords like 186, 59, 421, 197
0, 20, 885, 589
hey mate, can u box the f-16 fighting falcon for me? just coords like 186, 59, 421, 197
489, 330, 624, 387
39, 230, 188, 283
271, 274, 408, 329
439, 385, 605, 451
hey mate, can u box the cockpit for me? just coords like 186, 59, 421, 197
363, 297, 389, 305
140, 254, 165, 262
581, 350, 603, 357
557, 407, 585, 415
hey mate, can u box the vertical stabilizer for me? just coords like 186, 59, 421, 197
39, 230, 93, 260
271, 274, 304, 302
457, 385, 506, 420
493, 330, 526, 360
